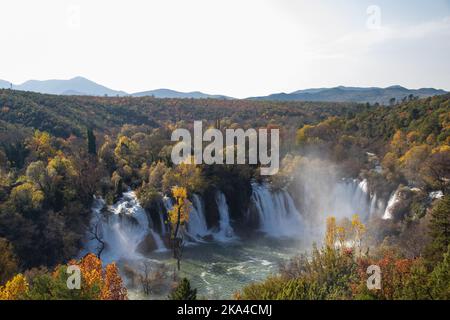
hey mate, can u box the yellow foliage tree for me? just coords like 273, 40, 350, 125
325, 216, 337, 248
351, 214, 366, 252
69, 253, 128, 300
390, 130, 407, 155
114, 135, 139, 165
47, 152, 76, 179
0, 274, 29, 300
10, 182, 44, 212
168, 186, 191, 234
400, 145, 431, 184
296, 125, 314, 146
167, 186, 192, 270
336, 226, 347, 248
28, 130, 55, 160
162, 158, 205, 194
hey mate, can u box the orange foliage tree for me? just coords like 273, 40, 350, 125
72, 253, 128, 300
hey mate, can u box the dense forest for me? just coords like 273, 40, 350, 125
0, 89, 448, 300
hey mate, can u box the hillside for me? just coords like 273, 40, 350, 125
0, 89, 366, 138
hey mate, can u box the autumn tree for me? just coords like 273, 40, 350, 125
162, 160, 205, 194
0, 274, 28, 300
114, 135, 139, 166
28, 130, 55, 161
63, 254, 127, 300
100, 263, 127, 300
9, 181, 44, 216
400, 145, 431, 186
390, 130, 407, 156
325, 216, 337, 248
167, 186, 191, 270
351, 214, 366, 253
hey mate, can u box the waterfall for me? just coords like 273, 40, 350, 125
161, 195, 175, 235
328, 179, 383, 220
149, 229, 166, 252
251, 183, 303, 238
84, 190, 166, 263
369, 194, 378, 217
187, 194, 210, 240
294, 175, 387, 233
163, 193, 212, 242
214, 191, 235, 241
335, 179, 371, 219
383, 189, 402, 220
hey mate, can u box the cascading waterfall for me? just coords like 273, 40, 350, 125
329, 179, 384, 220
333, 179, 370, 219
82, 178, 389, 265
383, 188, 402, 220
251, 183, 304, 238
187, 194, 210, 240
149, 229, 166, 252
214, 191, 235, 241
83, 190, 166, 263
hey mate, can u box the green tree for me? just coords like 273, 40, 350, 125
25, 265, 99, 300
426, 196, 450, 264
168, 278, 197, 300
428, 245, 450, 299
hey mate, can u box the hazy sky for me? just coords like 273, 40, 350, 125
1, 0, 449, 97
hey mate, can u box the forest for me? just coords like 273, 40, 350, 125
0, 89, 448, 300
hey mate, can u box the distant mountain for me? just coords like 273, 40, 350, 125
0, 76, 127, 96
0, 80, 11, 89
132, 88, 232, 99
0, 77, 446, 103
249, 86, 447, 104
0, 77, 233, 99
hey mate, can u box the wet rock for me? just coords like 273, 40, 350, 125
137, 233, 157, 254
202, 234, 214, 242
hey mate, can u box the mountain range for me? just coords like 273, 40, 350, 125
0, 77, 447, 104
0, 77, 231, 100
249, 85, 447, 104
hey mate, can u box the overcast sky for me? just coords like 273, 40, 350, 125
1, 0, 449, 98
